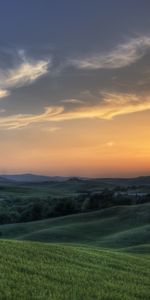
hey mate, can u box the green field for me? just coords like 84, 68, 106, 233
0, 240, 149, 300
1, 203, 150, 250
0, 179, 114, 198
0, 202, 150, 299
1, 176, 150, 198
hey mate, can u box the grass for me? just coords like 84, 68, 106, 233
0, 179, 111, 199
1, 176, 150, 199
0, 203, 150, 251
0, 202, 149, 299
0, 240, 150, 300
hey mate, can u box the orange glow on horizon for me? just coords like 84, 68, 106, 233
0, 108, 150, 177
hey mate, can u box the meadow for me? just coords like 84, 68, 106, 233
0, 203, 150, 250
0, 240, 149, 300
0, 177, 150, 225
0, 179, 150, 299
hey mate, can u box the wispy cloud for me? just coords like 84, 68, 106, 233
0, 106, 64, 129
0, 92, 150, 130
42, 126, 61, 133
105, 141, 115, 147
0, 50, 50, 98
0, 89, 10, 99
0, 109, 5, 113
69, 36, 150, 69
60, 98, 84, 104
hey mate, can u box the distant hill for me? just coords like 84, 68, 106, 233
0, 176, 11, 182
96, 176, 150, 186
1, 173, 150, 185
0, 173, 69, 183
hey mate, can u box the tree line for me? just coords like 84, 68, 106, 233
0, 189, 149, 225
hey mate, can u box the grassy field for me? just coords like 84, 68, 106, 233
0, 179, 114, 199
1, 176, 150, 199
0, 202, 150, 299
0, 240, 150, 300
0, 203, 150, 251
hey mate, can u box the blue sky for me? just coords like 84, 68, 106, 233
0, 0, 150, 113
0, 0, 150, 110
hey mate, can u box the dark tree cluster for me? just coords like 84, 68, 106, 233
0, 189, 149, 225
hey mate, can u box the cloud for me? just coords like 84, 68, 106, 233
4, 60, 49, 88
60, 98, 84, 104
105, 141, 115, 147
51, 93, 150, 121
0, 89, 10, 99
69, 36, 150, 69
0, 109, 5, 113
0, 50, 50, 98
0, 92, 150, 130
42, 126, 61, 133
0, 106, 64, 129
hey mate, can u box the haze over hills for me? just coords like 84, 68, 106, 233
0, 173, 69, 183
1, 173, 150, 186
0, 176, 10, 182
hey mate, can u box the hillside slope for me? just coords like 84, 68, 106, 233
0, 240, 149, 300
1, 203, 150, 251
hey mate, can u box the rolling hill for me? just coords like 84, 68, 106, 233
0, 203, 150, 251
0, 240, 149, 300
0, 203, 150, 299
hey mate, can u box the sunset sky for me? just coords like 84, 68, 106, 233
0, 0, 150, 177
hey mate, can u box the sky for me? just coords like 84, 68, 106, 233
0, 0, 150, 177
